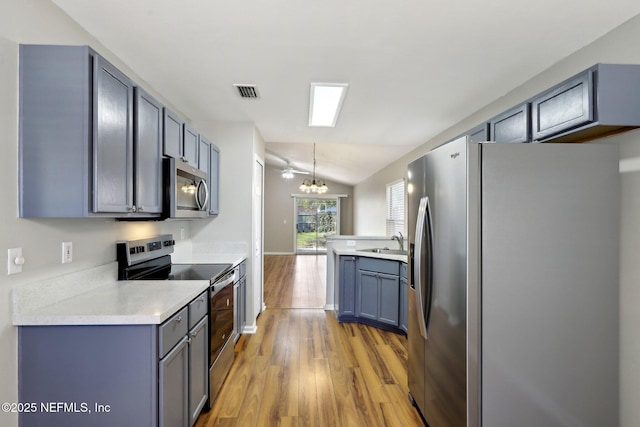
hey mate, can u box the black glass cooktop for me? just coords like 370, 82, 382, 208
119, 254, 231, 282
168, 263, 232, 281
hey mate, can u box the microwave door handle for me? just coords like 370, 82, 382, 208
196, 179, 209, 210
414, 196, 430, 339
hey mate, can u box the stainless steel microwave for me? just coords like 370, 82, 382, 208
163, 158, 209, 219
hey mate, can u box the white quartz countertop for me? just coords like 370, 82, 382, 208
333, 248, 408, 263
13, 251, 247, 326
14, 280, 210, 326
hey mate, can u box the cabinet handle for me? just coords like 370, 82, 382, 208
129, 206, 137, 213
189, 330, 199, 338
138, 206, 144, 212
175, 316, 183, 323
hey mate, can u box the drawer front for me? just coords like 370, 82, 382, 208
400, 263, 407, 279
189, 290, 208, 329
159, 306, 188, 358
189, 291, 209, 329
358, 257, 399, 276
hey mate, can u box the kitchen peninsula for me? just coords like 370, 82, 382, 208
327, 236, 408, 334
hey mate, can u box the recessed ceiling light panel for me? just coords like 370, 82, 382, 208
309, 83, 348, 127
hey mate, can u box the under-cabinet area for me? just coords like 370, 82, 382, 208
335, 254, 408, 334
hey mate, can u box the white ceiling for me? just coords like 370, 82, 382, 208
52, 0, 640, 185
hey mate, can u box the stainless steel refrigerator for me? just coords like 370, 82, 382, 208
407, 137, 619, 427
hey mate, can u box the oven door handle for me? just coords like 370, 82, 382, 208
211, 272, 235, 294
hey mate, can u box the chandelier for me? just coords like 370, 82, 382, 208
299, 143, 329, 194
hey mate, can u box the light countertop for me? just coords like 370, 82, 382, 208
332, 248, 408, 263
14, 279, 210, 326
13, 252, 247, 327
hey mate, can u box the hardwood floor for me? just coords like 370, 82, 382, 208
264, 254, 327, 309
195, 255, 424, 427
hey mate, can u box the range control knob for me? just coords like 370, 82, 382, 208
163, 240, 176, 247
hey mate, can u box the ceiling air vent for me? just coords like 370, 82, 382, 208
234, 84, 260, 99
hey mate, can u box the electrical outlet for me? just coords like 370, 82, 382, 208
62, 241, 73, 264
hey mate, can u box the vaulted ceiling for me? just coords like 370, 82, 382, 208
52, 0, 640, 184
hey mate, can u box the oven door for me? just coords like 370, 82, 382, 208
210, 277, 234, 364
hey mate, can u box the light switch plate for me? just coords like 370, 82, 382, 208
8, 248, 23, 275
62, 241, 73, 264
346, 240, 357, 247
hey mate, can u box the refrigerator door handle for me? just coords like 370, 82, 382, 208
414, 196, 434, 339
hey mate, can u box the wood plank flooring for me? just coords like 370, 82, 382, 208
264, 255, 327, 309
195, 255, 424, 427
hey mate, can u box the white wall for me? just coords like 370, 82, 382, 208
189, 121, 264, 328
352, 14, 640, 426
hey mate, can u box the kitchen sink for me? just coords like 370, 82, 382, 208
359, 248, 407, 255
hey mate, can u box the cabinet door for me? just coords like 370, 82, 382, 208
378, 272, 399, 327
531, 71, 593, 141
357, 270, 379, 321
240, 276, 246, 330
198, 137, 210, 174
159, 336, 189, 427
93, 55, 134, 213
183, 124, 199, 166
163, 108, 183, 159
134, 88, 163, 214
339, 256, 357, 317
209, 143, 220, 215
468, 123, 489, 143
490, 103, 530, 143
188, 317, 209, 426
400, 276, 408, 333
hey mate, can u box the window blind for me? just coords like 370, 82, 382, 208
386, 179, 405, 236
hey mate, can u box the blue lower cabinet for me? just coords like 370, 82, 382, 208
337, 255, 405, 334
400, 263, 408, 333
18, 293, 210, 427
337, 256, 357, 319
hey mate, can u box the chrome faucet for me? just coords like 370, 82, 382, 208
392, 232, 404, 251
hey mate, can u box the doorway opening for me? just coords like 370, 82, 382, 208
295, 197, 338, 254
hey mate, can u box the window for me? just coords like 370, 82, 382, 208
386, 179, 405, 236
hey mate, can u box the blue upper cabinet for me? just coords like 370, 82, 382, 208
19, 45, 160, 218
531, 64, 640, 142
489, 102, 530, 143
208, 143, 220, 216
134, 88, 164, 214
467, 123, 490, 143
531, 71, 592, 141
93, 55, 135, 214
183, 124, 199, 166
199, 136, 220, 216
163, 108, 184, 160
